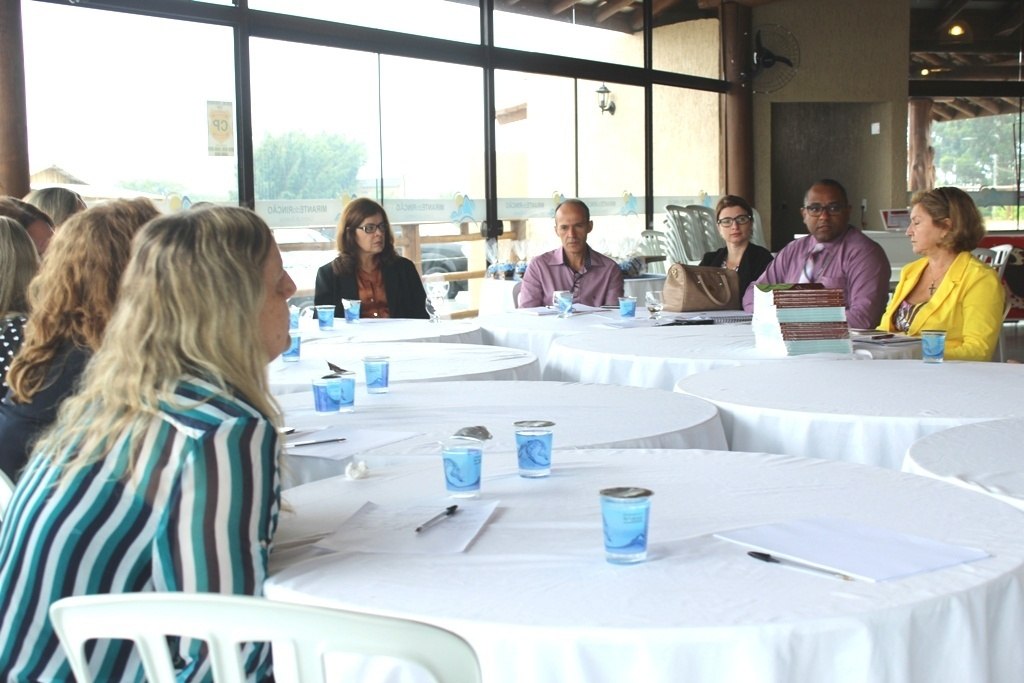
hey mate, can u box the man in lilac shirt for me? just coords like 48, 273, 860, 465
742, 179, 890, 329
518, 199, 625, 308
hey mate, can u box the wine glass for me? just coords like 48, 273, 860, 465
423, 277, 447, 323
645, 291, 664, 320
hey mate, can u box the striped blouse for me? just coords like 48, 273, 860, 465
0, 377, 281, 682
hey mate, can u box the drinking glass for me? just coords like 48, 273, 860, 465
423, 278, 447, 323
553, 290, 573, 318
645, 291, 664, 320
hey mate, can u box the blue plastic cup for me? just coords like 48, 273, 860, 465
282, 331, 301, 362
315, 305, 335, 330
515, 428, 553, 478
618, 296, 637, 318
442, 443, 482, 498
600, 487, 653, 564
312, 375, 355, 413
363, 356, 390, 394
312, 376, 343, 413
343, 299, 361, 323
289, 306, 300, 330
921, 330, 946, 363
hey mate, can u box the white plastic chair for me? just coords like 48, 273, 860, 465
972, 247, 996, 265
0, 470, 14, 522
750, 207, 769, 249
685, 205, 723, 254
989, 244, 1013, 279
49, 593, 482, 683
663, 205, 705, 264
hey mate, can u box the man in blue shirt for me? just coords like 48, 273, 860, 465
518, 199, 625, 308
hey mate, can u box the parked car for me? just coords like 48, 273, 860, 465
275, 228, 469, 306
421, 243, 469, 299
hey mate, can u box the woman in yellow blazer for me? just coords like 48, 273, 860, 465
878, 187, 1004, 361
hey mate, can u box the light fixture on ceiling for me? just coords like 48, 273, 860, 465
597, 82, 616, 116
947, 22, 966, 37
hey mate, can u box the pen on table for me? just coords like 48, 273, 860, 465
415, 505, 459, 533
869, 333, 894, 340
747, 551, 854, 581
287, 436, 347, 448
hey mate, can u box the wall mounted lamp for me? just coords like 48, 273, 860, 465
597, 82, 616, 116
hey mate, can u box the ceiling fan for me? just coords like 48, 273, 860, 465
751, 24, 800, 94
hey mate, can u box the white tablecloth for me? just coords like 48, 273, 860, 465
903, 417, 1024, 510
476, 311, 633, 370
675, 360, 1024, 469
294, 317, 481, 344
278, 381, 728, 486
543, 324, 919, 390
268, 341, 538, 395
267, 449, 1024, 683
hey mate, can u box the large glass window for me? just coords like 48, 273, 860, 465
493, 71, 647, 274
249, 0, 480, 44
494, 4, 643, 68
653, 85, 722, 214
22, 2, 236, 209
931, 112, 1024, 230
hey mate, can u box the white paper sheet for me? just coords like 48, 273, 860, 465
316, 499, 499, 554
714, 516, 989, 582
286, 427, 422, 460
518, 306, 558, 316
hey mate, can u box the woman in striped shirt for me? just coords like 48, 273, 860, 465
0, 206, 296, 682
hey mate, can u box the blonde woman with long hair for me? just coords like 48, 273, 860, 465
0, 198, 160, 480
0, 217, 39, 391
0, 207, 295, 681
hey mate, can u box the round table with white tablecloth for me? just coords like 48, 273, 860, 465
267, 448, 1024, 683
543, 323, 919, 390
675, 360, 1024, 470
476, 310, 633, 371
268, 341, 538, 395
903, 417, 1024, 510
277, 380, 728, 486
293, 316, 481, 344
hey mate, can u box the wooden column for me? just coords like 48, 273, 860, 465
0, 0, 30, 198
908, 98, 934, 193
720, 1, 754, 203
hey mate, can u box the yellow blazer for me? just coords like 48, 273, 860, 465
879, 250, 1004, 361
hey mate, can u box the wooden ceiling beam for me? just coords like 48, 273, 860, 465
934, 0, 971, 32
550, 0, 578, 15
975, 98, 1005, 115
994, 0, 1024, 38
911, 38, 1021, 53
696, 0, 776, 8
595, 0, 635, 24
946, 98, 981, 117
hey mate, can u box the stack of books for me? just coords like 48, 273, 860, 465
752, 283, 852, 355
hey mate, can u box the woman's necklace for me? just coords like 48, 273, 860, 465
925, 259, 952, 297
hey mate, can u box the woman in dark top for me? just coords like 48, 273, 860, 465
0, 198, 159, 481
699, 195, 774, 295
314, 197, 428, 319
0, 217, 39, 393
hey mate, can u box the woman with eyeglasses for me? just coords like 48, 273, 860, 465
699, 195, 774, 295
314, 197, 428, 319
877, 186, 1004, 361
